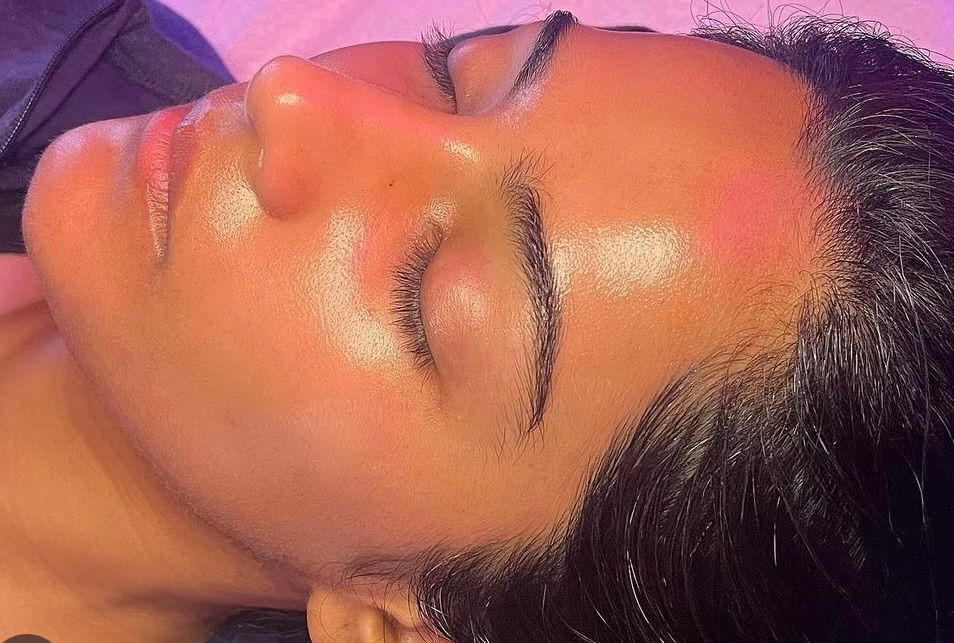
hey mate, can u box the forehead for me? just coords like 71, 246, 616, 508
529, 26, 818, 298
516, 28, 821, 443
524, 27, 814, 198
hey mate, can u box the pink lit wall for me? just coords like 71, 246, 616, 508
160, 0, 954, 82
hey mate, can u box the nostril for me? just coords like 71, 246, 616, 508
251, 141, 316, 220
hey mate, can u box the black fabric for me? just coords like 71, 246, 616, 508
0, 0, 234, 253
204, 609, 310, 643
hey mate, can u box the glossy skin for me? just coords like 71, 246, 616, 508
10, 16, 821, 641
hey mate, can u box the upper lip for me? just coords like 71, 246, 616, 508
166, 101, 204, 221
164, 83, 253, 224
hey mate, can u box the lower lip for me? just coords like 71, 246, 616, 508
135, 104, 193, 263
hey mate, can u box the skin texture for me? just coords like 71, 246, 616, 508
0, 16, 821, 642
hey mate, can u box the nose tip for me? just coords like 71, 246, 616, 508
244, 55, 328, 218
244, 55, 316, 125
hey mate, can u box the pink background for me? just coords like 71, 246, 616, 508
1, 0, 951, 314
160, 0, 954, 82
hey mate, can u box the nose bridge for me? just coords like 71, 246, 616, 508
243, 54, 442, 220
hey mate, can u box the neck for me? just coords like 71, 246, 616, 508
0, 301, 307, 641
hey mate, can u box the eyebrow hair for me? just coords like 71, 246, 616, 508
453, 12, 572, 435
441, 16, 658, 59
480, 12, 577, 435
497, 151, 562, 434
445, 14, 658, 434
507, 9, 579, 99
436, 10, 579, 105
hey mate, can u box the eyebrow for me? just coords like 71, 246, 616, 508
508, 9, 579, 99
491, 11, 583, 434
440, 10, 582, 102
497, 151, 561, 434
442, 16, 658, 62
449, 14, 658, 434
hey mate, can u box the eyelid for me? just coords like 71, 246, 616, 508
420, 23, 527, 112
420, 24, 459, 109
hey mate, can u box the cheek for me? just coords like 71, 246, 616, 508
309, 212, 408, 370
124, 318, 441, 572
234, 384, 456, 565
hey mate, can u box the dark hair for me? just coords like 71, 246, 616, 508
208, 13, 954, 642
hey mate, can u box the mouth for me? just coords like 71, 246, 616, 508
135, 103, 193, 264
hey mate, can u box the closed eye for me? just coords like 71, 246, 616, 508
420, 24, 458, 110
419, 23, 524, 112
389, 226, 443, 377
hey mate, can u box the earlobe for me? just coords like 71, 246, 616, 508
306, 583, 450, 642
306, 587, 393, 641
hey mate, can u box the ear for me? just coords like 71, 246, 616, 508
306, 582, 450, 642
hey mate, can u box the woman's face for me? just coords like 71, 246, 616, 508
22, 13, 818, 576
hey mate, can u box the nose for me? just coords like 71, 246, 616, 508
243, 52, 464, 227
243, 55, 338, 219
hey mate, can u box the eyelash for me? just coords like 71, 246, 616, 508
420, 23, 458, 110
390, 226, 444, 374
391, 27, 456, 377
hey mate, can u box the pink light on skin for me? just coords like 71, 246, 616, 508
697, 163, 817, 272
